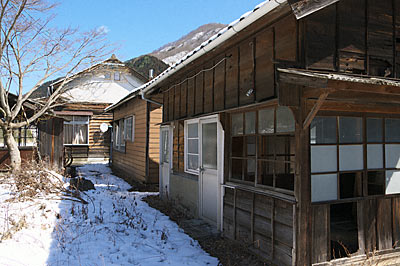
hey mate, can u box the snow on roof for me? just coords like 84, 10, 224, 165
106, 0, 288, 112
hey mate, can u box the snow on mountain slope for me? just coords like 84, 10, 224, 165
150, 23, 226, 66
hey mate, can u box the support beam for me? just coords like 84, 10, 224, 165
303, 91, 329, 129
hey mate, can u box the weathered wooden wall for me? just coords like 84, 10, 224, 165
312, 196, 400, 264
161, 9, 297, 123
38, 118, 64, 168
304, 0, 400, 78
224, 188, 295, 266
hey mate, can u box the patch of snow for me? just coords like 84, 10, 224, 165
191, 32, 204, 41
160, 46, 175, 53
0, 163, 218, 266
163, 51, 189, 66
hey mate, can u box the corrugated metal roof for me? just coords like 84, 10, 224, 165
278, 68, 400, 87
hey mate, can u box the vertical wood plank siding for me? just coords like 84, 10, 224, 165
224, 188, 295, 266
304, 0, 399, 77
161, 12, 297, 123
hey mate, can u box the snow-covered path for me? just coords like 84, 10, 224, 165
0, 164, 219, 266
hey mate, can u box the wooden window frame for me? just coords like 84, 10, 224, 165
310, 115, 400, 203
123, 115, 135, 142
63, 115, 90, 146
229, 106, 295, 194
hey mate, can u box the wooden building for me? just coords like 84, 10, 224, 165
105, 89, 162, 185
36, 55, 148, 165
139, 0, 400, 265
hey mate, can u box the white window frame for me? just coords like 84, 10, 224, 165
64, 115, 90, 146
184, 118, 200, 175
124, 116, 135, 142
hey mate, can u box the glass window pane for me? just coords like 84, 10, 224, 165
367, 144, 383, 169
311, 145, 337, 173
232, 113, 243, 136
276, 107, 295, 133
275, 135, 295, 156
311, 174, 338, 202
368, 171, 385, 196
188, 123, 198, 138
161, 130, 169, 163
188, 139, 199, 154
385, 144, 400, 168
231, 159, 243, 180
0, 129, 4, 147
339, 145, 363, 171
386, 119, 400, 142
310, 117, 337, 144
386, 170, 400, 194
339, 117, 362, 143
232, 137, 244, 157
259, 136, 274, 158
339, 172, 362, 199
367, 118, 383, 143
64, 124, 73, 144
246, 136, 256, 156
257, 161, 273, 186
74, 116, 89, 122
74, 124, 88, 144
187, 154, 199, 171
275, 161, 295, 191
244, 159, 256, 182
245, 112, 256, 134
202, 122, 217, 169
258, 108, 274, 134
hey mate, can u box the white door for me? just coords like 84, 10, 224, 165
199, 117, 222, 227
160, 126, 172, 198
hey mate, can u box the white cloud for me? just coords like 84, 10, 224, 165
97, 25, 110, 34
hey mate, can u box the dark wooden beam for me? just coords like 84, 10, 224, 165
307, 100, 400, 114
303, 91, 329, 129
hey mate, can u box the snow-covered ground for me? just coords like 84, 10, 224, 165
0, 164, 218, 266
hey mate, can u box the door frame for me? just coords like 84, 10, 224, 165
198, 114, 224, 230
159, 124, 173, 198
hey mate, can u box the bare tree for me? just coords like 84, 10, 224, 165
0, 0, 110, 170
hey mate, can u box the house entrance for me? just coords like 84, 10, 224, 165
160, 126, 172, 198
199, 116, 223, 228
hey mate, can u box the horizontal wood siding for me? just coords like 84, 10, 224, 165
112, 98, 147, 183
224, 187, 294, 266
148, 103, 162, 183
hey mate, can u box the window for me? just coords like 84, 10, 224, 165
113, 116, 134, 152
124, 116, 134, 142
0, 125, 37, 147
229, 106, 295, 192
310, 116, 400, 202
64, 116, 89, 145
104, 72, 111, 79
114, 72, 120, 81
185, 121, 199, 173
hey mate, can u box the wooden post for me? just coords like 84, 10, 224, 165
294, 91, 312, 265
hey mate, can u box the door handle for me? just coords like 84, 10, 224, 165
199, 166, 205, 172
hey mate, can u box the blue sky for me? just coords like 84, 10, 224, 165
53, 0, 264, 61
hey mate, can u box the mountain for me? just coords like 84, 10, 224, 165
125, 55, 168, 80
150, 23, 226, 66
